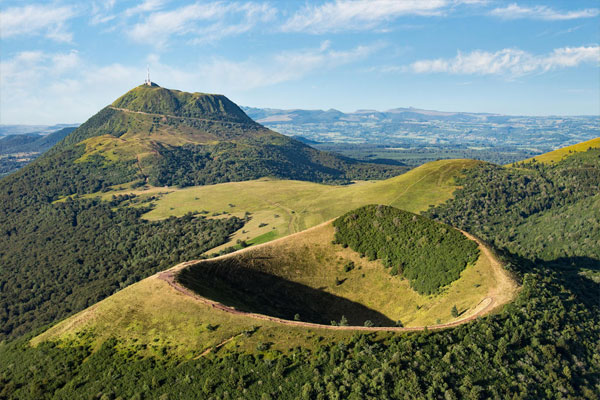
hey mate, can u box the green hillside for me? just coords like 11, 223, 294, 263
111, 85, 254, 123
428, 147, 600, 263
87, 158, 480, 253
514, 137, 600, 165
55, 84, 406, 188
0, 196, 244, 340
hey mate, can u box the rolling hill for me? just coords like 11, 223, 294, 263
514, 136, 600, 165
82, 158, 481, 253
0, 127, 76, 155
0, 127, 78, 176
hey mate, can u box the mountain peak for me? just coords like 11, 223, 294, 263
111, 85, 254, 124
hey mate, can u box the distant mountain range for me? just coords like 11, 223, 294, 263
242, 106, 599, 151
0, 127, 76, 155
4, 105, 597, 151
242, 105, 597, 125
0, 124, 79, 137
242, 106, 505, 124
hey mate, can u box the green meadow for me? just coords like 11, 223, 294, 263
96, 158, 481, 252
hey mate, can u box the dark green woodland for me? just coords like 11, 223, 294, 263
333, 205, 479, 294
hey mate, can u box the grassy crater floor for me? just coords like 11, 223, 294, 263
33, 220, 517, 357
176, 220, 513, 329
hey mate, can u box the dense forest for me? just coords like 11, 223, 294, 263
425, 148, 600, 263
150, 141, 406, 188
0, 196, 244, 340
333, 205, 479, 294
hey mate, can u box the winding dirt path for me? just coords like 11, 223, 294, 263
109, 106, 252, 126
194, 333, 244, 358
155, 222, 518, 332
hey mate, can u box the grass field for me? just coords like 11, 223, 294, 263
32, 271, 352, 358
92, 159, 481, 253
34, 219, 515, 357
514, 137, 600, 165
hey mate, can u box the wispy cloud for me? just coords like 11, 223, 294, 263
408, 46, 600, 77
0, 4, 76, 42
196, 41, 381, 91
123, 0, 166, 18
281, 0, 483, 33
90, 0, 117, 25
128, 1, 276, 47
0, 49, 141, 124
490, 3, 599, 21
1, 50, 83, 95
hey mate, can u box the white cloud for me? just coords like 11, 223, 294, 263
197, 41, 380, 91
90, 0, 117, 25
128, 1, 276, 47
0, 50, 139, 124
123, 0, 166, 18
408, 46, 600, 77
281, 0, 483, 33
0, 4, 76, 42
490, 3, 599, 20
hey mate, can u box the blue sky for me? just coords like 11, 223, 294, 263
1, 0, 599, 124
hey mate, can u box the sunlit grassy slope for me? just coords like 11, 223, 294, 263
178, 221, 499, 327
514, 137, 600, 165
97, 159, 481, 253
32, 270, 333, 358
34, 219, 513, 357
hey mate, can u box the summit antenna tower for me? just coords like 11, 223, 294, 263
144, 65, 151, 86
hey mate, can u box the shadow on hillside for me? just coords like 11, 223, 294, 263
542, 256, 600, 311
361, 158, 407, 166
177, 260, 397, 327
507, 251, 600, 311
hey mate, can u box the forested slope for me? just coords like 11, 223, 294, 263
0, 195, 244, 339
426, 148, 600, 262
333, 205, 479, 294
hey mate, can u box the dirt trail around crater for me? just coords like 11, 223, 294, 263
156, 222, 518, 332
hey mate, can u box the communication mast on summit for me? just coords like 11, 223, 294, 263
144, 65, 152, 86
